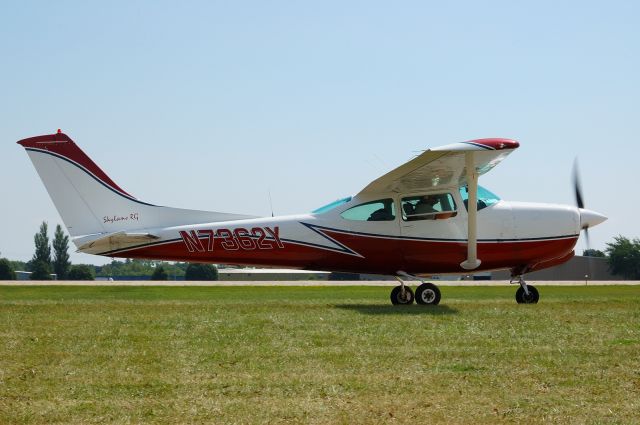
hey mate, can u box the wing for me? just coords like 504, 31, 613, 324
358, 138, 520, 195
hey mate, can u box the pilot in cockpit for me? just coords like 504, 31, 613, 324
414, 196, 439, 217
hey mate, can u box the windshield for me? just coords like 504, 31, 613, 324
312, 196, 352, 214
459, 185, 500, 211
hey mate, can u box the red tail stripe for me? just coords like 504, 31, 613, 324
17, 132, 134, 198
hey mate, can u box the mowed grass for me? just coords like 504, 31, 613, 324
1, 285, 639, 424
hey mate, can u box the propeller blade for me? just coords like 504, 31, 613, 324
573, 159, 585, 209
584, 227, 590, 250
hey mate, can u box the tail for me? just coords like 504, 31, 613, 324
18, 131, 256, 245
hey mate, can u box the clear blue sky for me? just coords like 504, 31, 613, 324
1, 1, 638, 265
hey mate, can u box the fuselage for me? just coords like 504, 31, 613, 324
18, 132, 607, 279
90, 188, 586, 277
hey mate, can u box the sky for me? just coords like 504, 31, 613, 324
1, 1, 638, 265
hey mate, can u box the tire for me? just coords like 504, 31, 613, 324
415, 282, 441, 305
390, 285, 414, 305
515, 285, 539, 304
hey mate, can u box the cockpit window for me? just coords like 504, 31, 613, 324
340, 199, 396, 221
402, 193, 457, 221
312, 196, 352, 214
459, 185, 501, 211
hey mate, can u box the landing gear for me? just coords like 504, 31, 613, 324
415, 282, 441, 305
512, 276, 539, 304
515, 285, 539, 303
390, 284, 414, 305
391, 272, 441, 306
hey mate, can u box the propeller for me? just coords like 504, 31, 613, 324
572, 159, 591, 249
573, 158, 595, 282
573, 159, 584, 209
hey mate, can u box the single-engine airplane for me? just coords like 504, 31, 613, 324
18, 131, 606, 305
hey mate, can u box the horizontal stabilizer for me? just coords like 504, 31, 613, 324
76, 231, 160, 254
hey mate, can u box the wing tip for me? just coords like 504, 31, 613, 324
465, 138, 520, 150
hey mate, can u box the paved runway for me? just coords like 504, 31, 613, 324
1, 280, 638, 286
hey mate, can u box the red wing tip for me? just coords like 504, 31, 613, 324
467, 138, 520, 150
17, 132, 73, 147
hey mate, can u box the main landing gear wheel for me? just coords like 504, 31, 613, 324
390, 285, 414, 305
415, 282, 441, 305
515, 285, 539, 304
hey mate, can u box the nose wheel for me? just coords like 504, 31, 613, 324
512, 276, 539, 304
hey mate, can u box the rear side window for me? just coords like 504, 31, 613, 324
341, 199, 396, 221
401, 193, 457, 221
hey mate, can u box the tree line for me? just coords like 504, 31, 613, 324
0, 221, 218, 281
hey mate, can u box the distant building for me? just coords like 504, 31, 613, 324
491, 256, 616, 281
15, 271, 57, 281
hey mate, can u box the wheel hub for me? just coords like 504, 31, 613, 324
421, 289, 435, 303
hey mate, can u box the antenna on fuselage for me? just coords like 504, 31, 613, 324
268, 189, 274, 217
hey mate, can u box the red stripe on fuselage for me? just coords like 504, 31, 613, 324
17, 132, 134, 198
105, 231, 578, 275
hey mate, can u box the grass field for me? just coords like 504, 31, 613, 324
1, 285, 639, 424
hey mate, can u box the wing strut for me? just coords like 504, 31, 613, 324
460, 152, 481, 270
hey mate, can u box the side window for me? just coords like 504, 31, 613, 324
401, 193, 457, 221
340, 199, 396, 221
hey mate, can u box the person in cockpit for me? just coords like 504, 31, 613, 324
413, 196, 439, 218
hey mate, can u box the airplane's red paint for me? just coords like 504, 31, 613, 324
526, 250, 575, 274
465, 138, 520, 150
17, 132, 134, 198
110, 231, 578, 276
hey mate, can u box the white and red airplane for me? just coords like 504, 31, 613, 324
18, 131, 606, 305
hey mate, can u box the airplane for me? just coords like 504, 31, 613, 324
18, 130, 607, 305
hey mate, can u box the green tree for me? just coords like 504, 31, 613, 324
68, 264, 95, 281
32, 221, 51, 268
9, 260, 27, 272
52, 224, 71, 280
185, 263, 218, 281
0, 258, 16, 280
605, 236, 640, 279
95, 259, 187, 279
583, 249, 605, 257
30, 259, 52, 280
151, 265, 169, 281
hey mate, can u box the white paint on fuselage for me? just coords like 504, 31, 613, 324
79, 195, 582, 257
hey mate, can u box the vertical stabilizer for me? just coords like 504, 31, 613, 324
18, 131, 256, 240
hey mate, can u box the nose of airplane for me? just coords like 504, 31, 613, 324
578, 208, 607, 229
